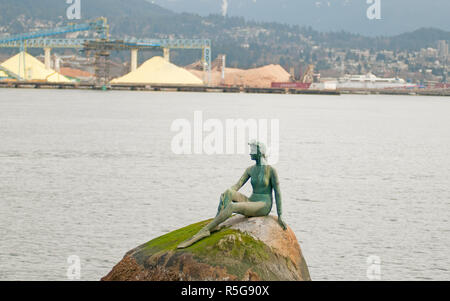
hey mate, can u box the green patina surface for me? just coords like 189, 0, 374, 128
135, 218, 281, 279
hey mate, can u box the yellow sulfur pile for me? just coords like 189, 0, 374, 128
111, 56, 203, 85
1, 52, 71, 82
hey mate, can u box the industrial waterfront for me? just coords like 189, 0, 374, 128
1, 17, 449, 96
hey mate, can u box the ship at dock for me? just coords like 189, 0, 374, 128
334, 73, 417, 90
272, 69, 418, 91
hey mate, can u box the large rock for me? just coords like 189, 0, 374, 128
102, 215, 311, 281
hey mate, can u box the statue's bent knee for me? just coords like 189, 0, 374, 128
223, 201, 235, 212
225, 188, 234, 195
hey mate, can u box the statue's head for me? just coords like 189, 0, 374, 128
249, 140, 267, 162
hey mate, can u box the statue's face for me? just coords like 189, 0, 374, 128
250, 145, 259, 161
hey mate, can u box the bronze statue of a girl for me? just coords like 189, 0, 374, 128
178, 141, 287, 249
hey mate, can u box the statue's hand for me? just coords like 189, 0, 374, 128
278, 216, 287, 230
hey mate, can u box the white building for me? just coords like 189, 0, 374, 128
437, 40, 448, 58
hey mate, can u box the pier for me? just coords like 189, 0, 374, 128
2, 81, 450, 96
0, 81, 341, 95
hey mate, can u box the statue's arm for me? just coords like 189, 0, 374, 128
230, 167, 251, 191
271, 167, 287, 230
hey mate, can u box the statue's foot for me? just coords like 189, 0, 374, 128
177, 229, 211, 249
211, 224, 226, 233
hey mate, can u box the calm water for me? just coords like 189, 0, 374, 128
0, 89, 449, 281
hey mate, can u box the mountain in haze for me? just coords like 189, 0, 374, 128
151, 0, 450, 36
0, 0, 175, 34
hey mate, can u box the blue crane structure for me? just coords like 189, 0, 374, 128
0, 17, 212, 84
0, 17, 109, 48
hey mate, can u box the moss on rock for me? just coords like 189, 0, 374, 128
102, 216, 311, 281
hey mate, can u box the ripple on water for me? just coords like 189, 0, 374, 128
1, 91, 450, 280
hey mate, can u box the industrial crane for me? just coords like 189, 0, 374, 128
0, 17, 109, 50
0, 17, 212, 85
300, 64, 315, 84
0, 18, 109, 81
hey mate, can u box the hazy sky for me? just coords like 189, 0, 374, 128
150, 0, 450, 36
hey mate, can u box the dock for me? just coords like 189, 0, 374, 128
0, 81, 341, 95
2, 81, 450, 96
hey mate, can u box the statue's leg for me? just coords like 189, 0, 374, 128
216, 189, 248, 217
216, 192, 227, 217
177, 201, 267, 249
206, 201, 266, 232
232, 190, 250, 203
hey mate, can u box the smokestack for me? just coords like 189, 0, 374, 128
221, 0, 229, 17
220, 54, 226, 85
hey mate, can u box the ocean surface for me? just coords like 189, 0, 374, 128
0, 88, 449, 281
